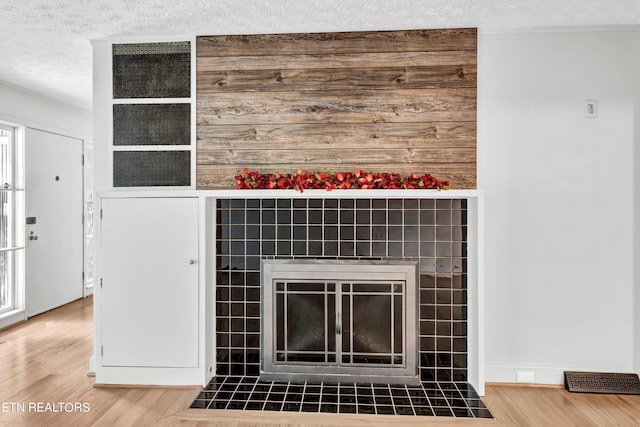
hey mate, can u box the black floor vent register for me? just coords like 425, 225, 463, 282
564, 371, 640, 394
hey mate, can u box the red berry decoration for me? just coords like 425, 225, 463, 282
234, 169, 450, 192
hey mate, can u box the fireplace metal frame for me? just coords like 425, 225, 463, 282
261, 259, 419, 384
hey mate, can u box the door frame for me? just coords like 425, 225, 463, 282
83, 141, 94, 298
0, 122, 25, 325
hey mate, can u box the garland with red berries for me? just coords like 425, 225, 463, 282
235, 168, 450, 192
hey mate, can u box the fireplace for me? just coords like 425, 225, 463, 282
192, 194, 490, 418
214, 197, 470, 383
261, 259, 418, 384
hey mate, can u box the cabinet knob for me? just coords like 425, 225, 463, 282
189, 259, 197, 265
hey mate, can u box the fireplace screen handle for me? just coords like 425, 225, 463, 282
336, 312, 342, 335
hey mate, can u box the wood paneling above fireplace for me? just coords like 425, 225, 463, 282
196, 29, 477, 189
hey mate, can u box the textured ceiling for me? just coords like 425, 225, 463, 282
1, 0, 639, 111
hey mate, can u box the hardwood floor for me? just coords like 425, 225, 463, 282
1, 297, 639, 426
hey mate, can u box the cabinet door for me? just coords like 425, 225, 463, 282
101, 197, 199, 368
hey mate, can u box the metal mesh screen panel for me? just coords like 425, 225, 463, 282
112, 41, 191, 98
113, 103, 191, 146
113, 151, 190, 187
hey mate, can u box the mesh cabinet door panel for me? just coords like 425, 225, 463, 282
113, 104, 191, 146
113, 151, 190, 187
112, 42, 191, 98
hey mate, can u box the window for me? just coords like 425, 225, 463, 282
84, 144, 94, 291
0, 124, 23, 314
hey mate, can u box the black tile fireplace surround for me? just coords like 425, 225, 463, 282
206, 197, 488, 418
216, 197, 467, 381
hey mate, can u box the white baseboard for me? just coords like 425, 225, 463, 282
96, 366, 205, 386
486, 366, 565, 385
486, 365, 639, 385
0, 309, 26, 330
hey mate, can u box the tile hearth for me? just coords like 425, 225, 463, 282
190, 376, 492, 418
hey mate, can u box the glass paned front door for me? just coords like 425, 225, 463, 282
0, 125, 22, 314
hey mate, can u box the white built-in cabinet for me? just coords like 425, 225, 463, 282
92, 38, 214, 386
95, 196, 209, 385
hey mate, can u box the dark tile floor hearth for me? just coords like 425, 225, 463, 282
190, 376, 492, 418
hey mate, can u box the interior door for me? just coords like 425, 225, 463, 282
25, 128, 83, 317
100, 197, 199, 368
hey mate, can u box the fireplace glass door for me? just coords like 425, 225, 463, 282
262, 260, 418, 384
276, 281, 337, 364
342, 282, 404, 366
275, 281, 405, 368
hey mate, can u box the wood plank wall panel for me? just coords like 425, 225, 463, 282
196, 28, 477, 189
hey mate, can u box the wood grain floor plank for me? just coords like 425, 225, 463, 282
2, 297, 640, 426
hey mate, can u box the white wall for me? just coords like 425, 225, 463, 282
0, 81, 92, 329
87, 28, 640, 386
92, 41, 110, 192
478, 29, 640, 384
634, 60, 640, 375
0, 81, 92, 138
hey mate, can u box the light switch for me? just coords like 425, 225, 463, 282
585, 99, 597, 118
